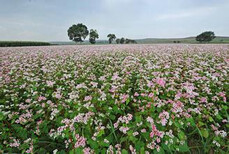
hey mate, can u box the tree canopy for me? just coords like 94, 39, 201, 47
89, 29, 99, 44
68, 23, 89, 43
107, 34, 116, 44
120, 37, 125, 44
196, 31, 215, 43
126, 38, 137, 44
116, 38, 120, 44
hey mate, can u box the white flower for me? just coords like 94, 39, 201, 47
104, 139, 109, 143
53, 149, 58, 154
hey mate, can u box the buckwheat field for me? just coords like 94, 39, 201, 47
0, 44, 228, 153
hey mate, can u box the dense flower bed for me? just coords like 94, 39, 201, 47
0, 44, 228, 153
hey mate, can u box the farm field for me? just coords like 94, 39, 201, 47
0, 44, 228, 153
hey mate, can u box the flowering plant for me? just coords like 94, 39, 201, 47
0, 44, 228, 153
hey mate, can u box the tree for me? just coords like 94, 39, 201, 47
107, 34, 116, 44
89, 29, 99, 44
133, 40, 137, 44
196, 31, 215, 43
126, 39, 130, 44
68, 23, 89, 43
120, 37, 125, 44
125, 38, 137, 44
116, 38, 120, 44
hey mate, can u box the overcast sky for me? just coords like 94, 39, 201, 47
0, 0, 229, 41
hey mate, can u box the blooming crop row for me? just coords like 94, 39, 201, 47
0, 44, 228, 153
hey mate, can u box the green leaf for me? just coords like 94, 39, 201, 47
200, 129, 209, 138
178, 131, 186, 140
136, 115, 142, 123
153, 148, 165, 154
88, 139, 99, 149
75, 148, 83, 154
136, 141, 144, 151
58, 150, 66, 154
97, 129, 105, 137
208, 116, 214, 122
216, 114, 223, 120
198, 121, 205, 127
110, 114, 116, 120
140, 147, 145, 154
101, 148, 107, 154
69, 149, 75, 154
0, 112, 4, 121
179, 144, 189, 152
121, 149, 128, 154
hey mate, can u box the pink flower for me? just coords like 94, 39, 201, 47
147, 81, 154, 88
119, 127, 129, 134
25, 99, 31, 103
218, 92, 226, 102
121, 94, 129, 103
150, 124, 164, 138
109, 86, 117, 93
112, 73, 120, 80
175, 92, 182, 100
156, 145, 160, 152
46, 81, 55, 87
150, 131, 155, 138
74, 134, 86, 148
159, 111, 169, 119
134, 92, 139, 97
84, 96, 92, 101
200, 97, 207, 103
38, 96, 46, 102
155, 78, 166, 87
161, 119, 166, 126
211, 124, 218, 131
55, 93, 62, 99
10, 139, 20, 148
133, 132, 139, 136
114, 122, 119, 128
129, 145, 136, 153
141, 129, 146, 133
148, 93, 154, 97
156, 137, 161, 143
83, 147, 92, 154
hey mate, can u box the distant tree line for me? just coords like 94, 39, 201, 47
68, 23, 216, 44
68, 23, 137, 44
107, 35, 137, 44
0, 41, 50, 47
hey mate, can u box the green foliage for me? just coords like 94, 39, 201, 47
120, 37, 125, 44
125, 38, 137, 44
89, 29, 99, 44
116, 38, 137, 44
116, 38, 120, 44
107, 34, 116, 44
67, 23, 89, 43
196, 31, 216, 43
